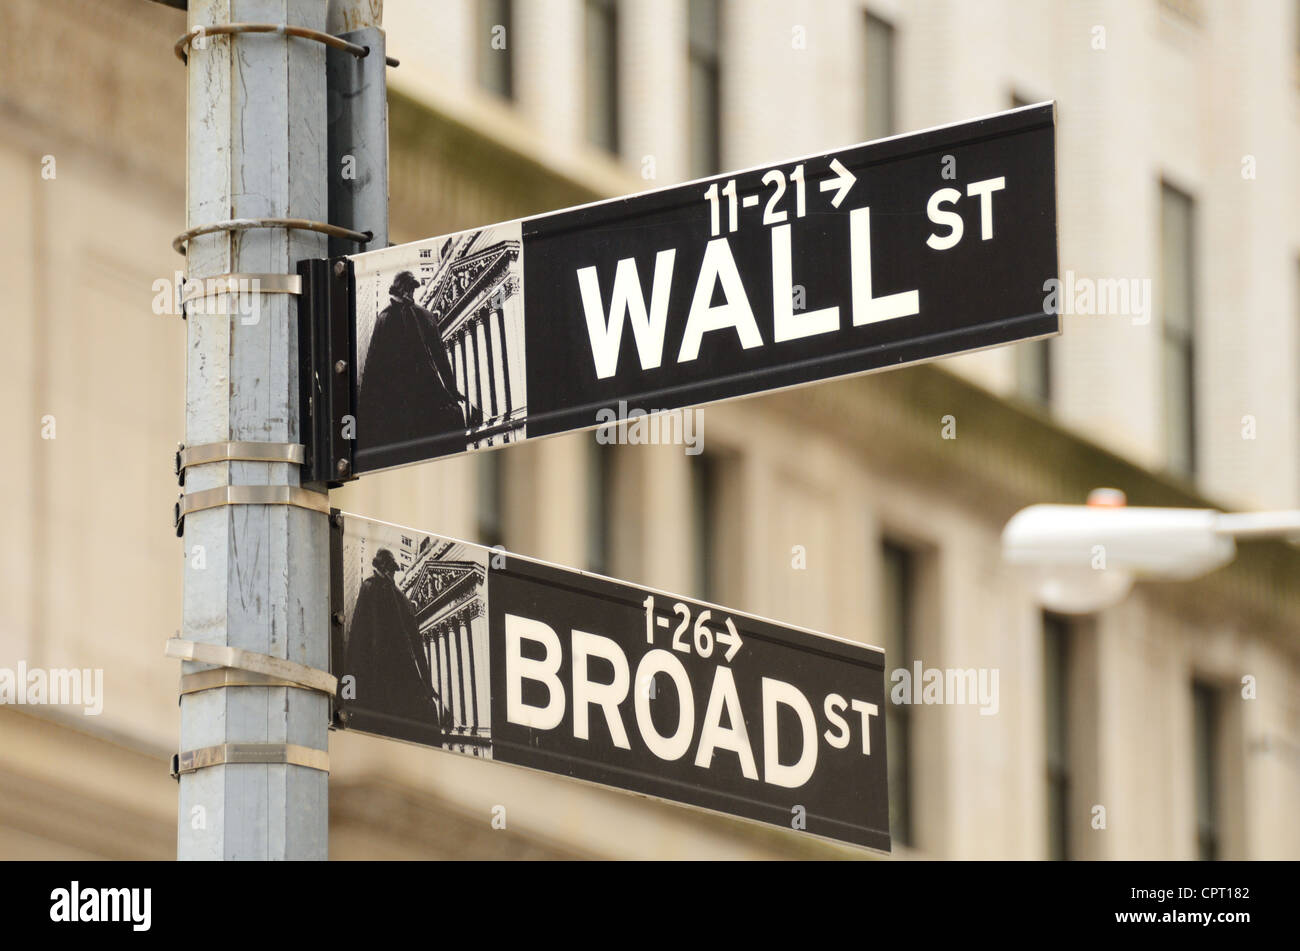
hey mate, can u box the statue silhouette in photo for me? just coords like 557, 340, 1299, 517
359, 271, 481, 458
345, 548, 451, 742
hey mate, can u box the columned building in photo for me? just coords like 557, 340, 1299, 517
416, 230, 526, 449
402, 541, 492, 756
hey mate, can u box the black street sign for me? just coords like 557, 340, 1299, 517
303, 102, 1058, 480
330, 511, 890, 851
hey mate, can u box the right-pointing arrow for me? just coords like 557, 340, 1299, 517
819, 157, 856, 208
717, 617, 743, 663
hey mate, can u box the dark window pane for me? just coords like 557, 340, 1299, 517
1009, 97, 1052, 405
587, 441, 613, 574
477, 451, 505, 548
1017, 338, 1052, 405
1043, 612, 1071, 860
688, 0, 719, 56
691, 452, 717, 601
688, 0, 721, 177
1160, 183, 1197, 476
585, 0, 620, 153
864, 13, 896, 140
1163, 335, 1195, 476
1192, 681, 1219, 861
478, 0, 514, 100
881, 540, 914, 847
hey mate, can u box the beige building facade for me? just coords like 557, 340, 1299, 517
0, 0, 1296, 859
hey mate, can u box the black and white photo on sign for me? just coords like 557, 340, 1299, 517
353, 222, 527, 457
341, 522, 493, 759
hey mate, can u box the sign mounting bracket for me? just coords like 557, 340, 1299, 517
298, 257, 358, 486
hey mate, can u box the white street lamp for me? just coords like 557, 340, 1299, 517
1001, 489, 1300, 614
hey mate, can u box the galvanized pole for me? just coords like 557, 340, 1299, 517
177, 0, 382, 860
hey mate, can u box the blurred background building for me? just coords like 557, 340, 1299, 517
0, 0, 1297, 859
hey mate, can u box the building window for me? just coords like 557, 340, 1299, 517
863, 11, 896, 140
1016, 340, 1053, 406
585, 0, 620, 154
691, 452, 719, 600
881, 539, 915, 847
1160, 182, 1197, 477
688, 0, 722, 178
1043, 612, 1072, 860
477, 0, 514, 100
587, 441, 614, 574
1011, 93, 1051, 406
1192, 680, 1220, 861
477, 451, 505, 549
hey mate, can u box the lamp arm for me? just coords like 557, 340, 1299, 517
1214, 511, 1300, 540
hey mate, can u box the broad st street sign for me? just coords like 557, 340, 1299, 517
330, 511, 890, 851
300, 102, 1058, 481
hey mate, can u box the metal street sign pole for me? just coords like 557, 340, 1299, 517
175, 0, 383, 861
330, 511, 891, 851
302, 102, 1058, 483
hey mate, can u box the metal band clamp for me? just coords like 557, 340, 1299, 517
174, 22, 399, 67
171, 743, 329, 780
180, 668, 302, 696
165, 637, 338, 697
168, 634, 335, 781
172, 217, 372, 256
176, 272, 302, 319
175, 441, 306, 485
174, 484, 329, 536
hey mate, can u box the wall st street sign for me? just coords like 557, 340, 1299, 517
330, 512, 890, 851
300, 102, 1058, 481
